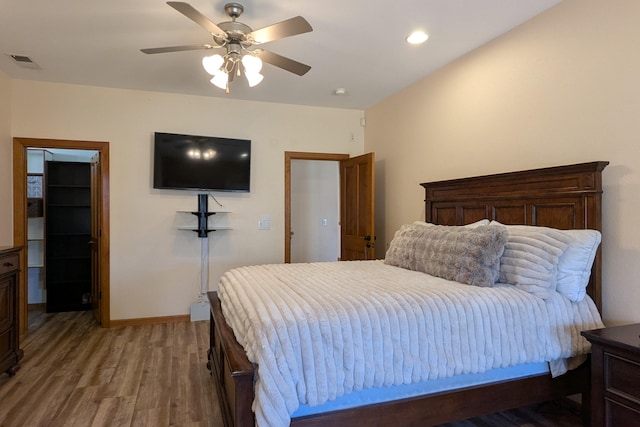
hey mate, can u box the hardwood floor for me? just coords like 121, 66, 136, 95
0, 310, 584, 426
0, 310, 222, 426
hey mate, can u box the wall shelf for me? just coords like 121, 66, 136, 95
176, 210, 231, 214
177, 209, 232, 238
177, 226, 232, 231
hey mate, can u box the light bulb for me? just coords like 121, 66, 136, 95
245, 72, 264, 87
242, 55, 262, 73
210, 71, 229, 90
406, 31, 428, 45
202, 54, 224, 75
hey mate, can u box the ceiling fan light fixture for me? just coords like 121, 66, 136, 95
143, 2, 313, 93
210, 71, 229, 90
245, 71, 264, 87
242, 54, 262, 74
203, 54, 224, 75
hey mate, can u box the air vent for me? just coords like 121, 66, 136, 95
7, 54, 41, 69
11, 54, 32, 63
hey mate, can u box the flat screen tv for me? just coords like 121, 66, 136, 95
153, 132, 251, 192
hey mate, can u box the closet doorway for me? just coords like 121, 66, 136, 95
13, 138, 110, 335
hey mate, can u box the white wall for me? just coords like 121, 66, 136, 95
8, 80, 364, 320
0, 71, 11, 245
365, 0, 640, 325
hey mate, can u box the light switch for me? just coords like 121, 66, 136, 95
258, 215, 271, 230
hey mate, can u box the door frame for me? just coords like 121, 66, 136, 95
284, 151, 349, 263
13, 137, 111, 333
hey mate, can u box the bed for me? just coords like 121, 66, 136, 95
206, 161, 608, 427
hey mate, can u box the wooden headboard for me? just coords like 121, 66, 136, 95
420, 161, 608, 312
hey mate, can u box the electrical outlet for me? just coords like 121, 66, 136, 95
349, 132, 356, 142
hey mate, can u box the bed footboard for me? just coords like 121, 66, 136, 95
291, 361, 590, 426
207, 291, 255, 427
206, 292, 590, 427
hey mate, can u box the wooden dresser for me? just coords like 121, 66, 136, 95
0, 246, 24, 376
582, 323, 640, 426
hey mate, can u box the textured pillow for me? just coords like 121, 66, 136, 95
385, 224, 508, 287
413, 219, 490, 228
490, 222, 601, 301
490, 221, 572, 298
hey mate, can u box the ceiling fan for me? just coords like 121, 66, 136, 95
141, 2, 313, 91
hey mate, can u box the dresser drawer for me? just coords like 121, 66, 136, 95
605, 398, 640, 427
0, 254, 19, 275
606, 352, 640, 403
0, 327, 11, 357
0, 279, 12, 331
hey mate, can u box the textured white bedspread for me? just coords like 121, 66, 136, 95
218, 260, 603, 427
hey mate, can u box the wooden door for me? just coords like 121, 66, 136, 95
340, 153, 375, 260
90, 154, 101, 324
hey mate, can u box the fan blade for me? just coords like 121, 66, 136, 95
255, 49, 311, 76
249, 16, 312, 44
167, 1, 226, 36
141, 44, 215, 54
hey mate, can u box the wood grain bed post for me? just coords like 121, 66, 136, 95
207, 291, 255, 427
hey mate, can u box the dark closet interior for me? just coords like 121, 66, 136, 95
45, 161, 92, 312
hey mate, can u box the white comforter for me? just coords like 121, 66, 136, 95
218, 260, 603, 427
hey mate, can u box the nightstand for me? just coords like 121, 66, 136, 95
582, 323, 640, 426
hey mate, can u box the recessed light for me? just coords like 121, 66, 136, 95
333, 88, 348, 96
406, 31, 429, 45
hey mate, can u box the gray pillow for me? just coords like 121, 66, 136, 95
384, 223, 508, 287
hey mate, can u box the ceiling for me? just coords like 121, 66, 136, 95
0, 0, 560, 110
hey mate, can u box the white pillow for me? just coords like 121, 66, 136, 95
490, 221, 571, 299
555, 229, 601, 301
490, 221, 601, 301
